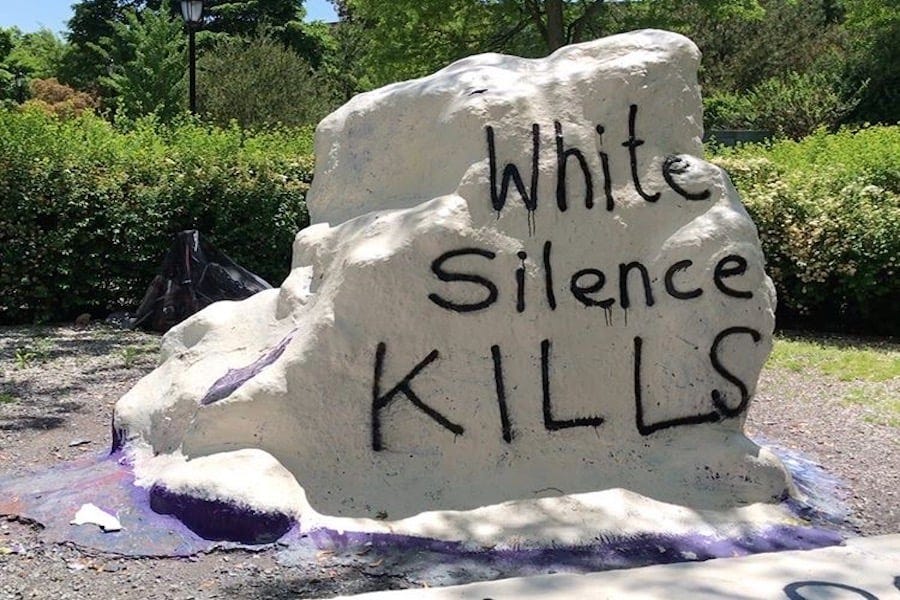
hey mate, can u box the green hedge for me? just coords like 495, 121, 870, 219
0, 108, 314, 324
711, 126, 900, 335
4, 110, 897, 335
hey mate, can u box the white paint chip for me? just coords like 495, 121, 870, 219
71, 503, 122, 532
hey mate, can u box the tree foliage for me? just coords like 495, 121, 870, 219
704, 71, 863, 138
9, 0, 896, 130
338, 0, 895, 130
632, 0, 862, 136
339, 0, 767, 89
0, 28, 68, 103
93, 5, 187, 120
337, 0, 509, 87
61, 1, 188, 90
202, 0, 324, 62
0, 29, 25, 103
645, 0, 845, 95
61, 0, 329, 94
61, 0, 138, 90
6, 29, 67, 80
841, 0, 899, 123
197, 29, 341, 129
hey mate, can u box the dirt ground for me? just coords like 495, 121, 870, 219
0, 325, 897, 599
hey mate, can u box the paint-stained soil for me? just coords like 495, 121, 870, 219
0, 324, 897, 599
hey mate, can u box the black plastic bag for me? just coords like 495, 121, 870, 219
130, 230, 272, 333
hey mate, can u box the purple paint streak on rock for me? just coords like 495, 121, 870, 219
200, 331, 295, 406
129, 433, 847, 558
273, 523, 844, 586
149, 484, 293, 545
303, 524, 842, 571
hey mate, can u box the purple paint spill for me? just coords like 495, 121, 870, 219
149, 484, 293, 545
1, 445, 849, 577
752, 436, 851, 529
0, 454, 226, 556
3, 412, 856, 584
200, 331, 295, 405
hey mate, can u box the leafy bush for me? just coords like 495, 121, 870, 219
711, 126, 900, 335
0, 108, 314, 324
703, 91, 758, 131
746, 71, 859, 139
704, 71, 858, 139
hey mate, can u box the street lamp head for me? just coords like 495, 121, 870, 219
180, 0, 205, 26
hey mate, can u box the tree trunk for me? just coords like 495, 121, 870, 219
569, 0, 607, 44
545, 0, 565, 51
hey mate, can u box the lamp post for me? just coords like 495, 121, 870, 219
13, 72, 26, 104
180, 1, 205, 114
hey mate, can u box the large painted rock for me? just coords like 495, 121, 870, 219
115, 29, 789, 543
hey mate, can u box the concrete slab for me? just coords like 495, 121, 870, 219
330, 535, 900, 600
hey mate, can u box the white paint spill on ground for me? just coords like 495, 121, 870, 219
70, 503, 122, 533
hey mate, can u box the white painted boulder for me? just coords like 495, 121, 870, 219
114, 30, 795, 546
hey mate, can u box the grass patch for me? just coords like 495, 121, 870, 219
843, 387, 900, 428
0, 392, 17, 404
768, 333, 900, 427
12, 337, 55, 369
767, 334, 900, 382
120, 344, 157, 368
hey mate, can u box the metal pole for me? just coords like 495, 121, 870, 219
188, 26, 197, 114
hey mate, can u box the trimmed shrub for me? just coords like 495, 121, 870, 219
24, 78, 98, 117
0, 108, 313, 324
711, 126, 900, 335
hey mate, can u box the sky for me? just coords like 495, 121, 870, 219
0, 0, 338, 35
